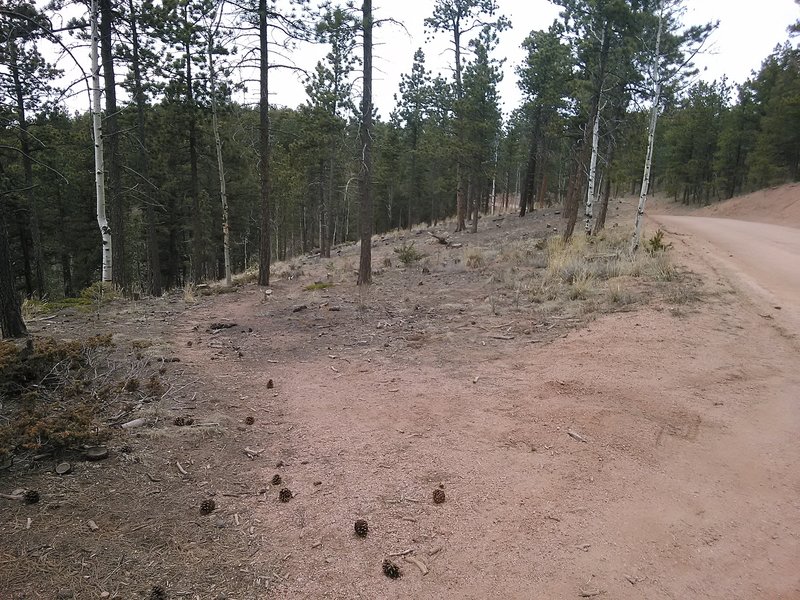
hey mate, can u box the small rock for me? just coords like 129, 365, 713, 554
57, 589, 74, 599
84, 447, 109, 461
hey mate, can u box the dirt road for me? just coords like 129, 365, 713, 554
654, 215, 800, 338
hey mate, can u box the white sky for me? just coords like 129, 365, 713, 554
267, 0, 800, 117
43, 0, 800, 117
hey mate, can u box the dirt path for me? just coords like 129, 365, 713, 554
654, 215, 800, 339
169, 219, 800, 598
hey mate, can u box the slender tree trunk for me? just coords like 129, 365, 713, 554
470, 182, 478, 234
55, 188, 74, 297
10, 206, 32, 297
0, 200, 26, 338
323, 155, 333, 257
182, 4, 202, 282
593, 166, 612, 234
584, 101, 601, 234
454, 168, 466, 232
129, 0, 162, 296
91, 0, 112, 282
563, 156, 583, 241
208, 26, 232, 287
257, 0, 271, 286
357, 0, 373, 286
519, 141, 537, 217
100, 0, 125, 290
631, 6, 664, 253
9, 44, 44, 298
537, 172, 548, 208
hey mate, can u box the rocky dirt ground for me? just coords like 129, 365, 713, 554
2, 188, 799, 599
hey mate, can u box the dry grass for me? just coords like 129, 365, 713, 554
486, 228, 694, 317
465, 248, 485, 269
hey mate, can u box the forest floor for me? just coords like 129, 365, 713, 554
2, 188, 800, 600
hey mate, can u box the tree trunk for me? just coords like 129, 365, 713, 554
55, 188, 74, 297
519, 140, 537, 217
208, 25, 232, 287
454, 170, 466, 232
257, 0, 271, 286
9, 42, 44, 298
129, 0, 162, 296
357, 0, 373, 286
91, 0, 112, 282
184, 5, 202, 282
593, 168, 612, 235
584, 101, 601, 234
537, 171, 548, 208
101, 0, 124, 290
631, 6, 664, 253
470, 182, 479, 234
563, 157, 583, 241
0, 201, 26, 338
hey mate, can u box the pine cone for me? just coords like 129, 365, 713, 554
245, 416, 255, 425
200, 499, 216, 514
382, 559, 401, 579
185, 417, 195, 426
271, 474, 282, 486
354, 519, 369, 537
278, 488, 292, 502
173, 416, 185, 427
266, 379, 274, 389
149, 585, 166, 600
432, 488, 446, 504
23, 489, 40, 504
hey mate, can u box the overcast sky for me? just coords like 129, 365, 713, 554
46, 0, 800, 117
255, 0, 800, 118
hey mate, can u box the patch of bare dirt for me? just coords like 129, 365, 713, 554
2, 204, 799, 599
649, 182, 800, 228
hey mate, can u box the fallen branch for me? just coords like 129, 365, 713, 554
387, 549, 414, 557
404, 555, 429, 575
244, 447, 264, 459
176, 461, 189, 475
568, 430, 588, 443
428, 232, 449, 245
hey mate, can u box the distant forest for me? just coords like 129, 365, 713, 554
1, 0, 798, 301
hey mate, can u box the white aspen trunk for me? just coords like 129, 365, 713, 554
631, 5, 664, 253
584, 102, 601, 234
491, 144, 498, 214
208, 27, 231, 286
91, 0, 111, 282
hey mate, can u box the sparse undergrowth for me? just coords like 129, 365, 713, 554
481, 228, 697, 317
0, 334, 169, 461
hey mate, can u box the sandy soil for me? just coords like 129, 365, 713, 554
649, 182, 800, 228
3, 196, 800, 599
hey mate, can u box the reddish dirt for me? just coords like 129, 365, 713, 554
648, 182, 800, 228
3, 198, 800, 599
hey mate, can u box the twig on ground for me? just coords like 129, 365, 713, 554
404, 555, 429, 575
568, 430, 588, 443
